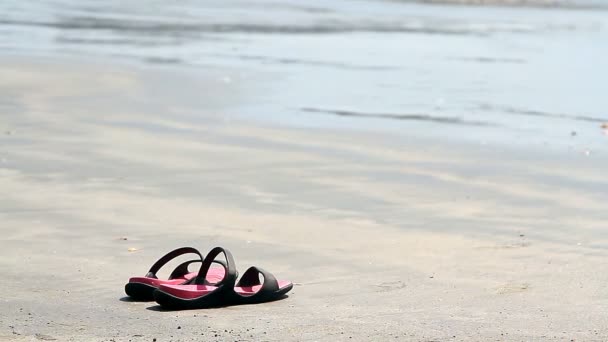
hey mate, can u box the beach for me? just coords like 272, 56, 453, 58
1, 56, 607, 341
1, 0, 608, 341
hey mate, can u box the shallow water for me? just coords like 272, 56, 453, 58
1, 0, 607, 150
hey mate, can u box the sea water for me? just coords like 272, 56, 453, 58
1, 0, 607, 150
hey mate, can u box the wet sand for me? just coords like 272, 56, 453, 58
0, 56, 607, 341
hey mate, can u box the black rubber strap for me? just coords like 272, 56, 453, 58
173, 259, 229, 285
236, 266, 280, 295
145, 247, 203, 279
194, 247, 237, 287
168, 259, 201, 280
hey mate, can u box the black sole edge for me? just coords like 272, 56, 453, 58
153, 289, 224, 310
154, 283, 294, 309
124, 282, 157, 301
278, 283, 294, 296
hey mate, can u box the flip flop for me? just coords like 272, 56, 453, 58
154, 247, 292, 309
153, 246, 238, 309
226, 266, 293, 305
124, 247, 226, 300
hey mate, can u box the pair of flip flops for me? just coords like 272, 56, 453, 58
125, 246, 293, 309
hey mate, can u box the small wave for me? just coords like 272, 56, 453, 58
301, 107, 494, 126
144, 57, 183, 64
213, 54, 399, 71
448, 56, 526, 64
0, 17, 537, 36
55, 37, 176, 46
479, 104, 607, 123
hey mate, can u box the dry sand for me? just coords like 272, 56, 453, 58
0, 56, 607, 341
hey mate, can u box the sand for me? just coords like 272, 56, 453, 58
0, 56, 607, 341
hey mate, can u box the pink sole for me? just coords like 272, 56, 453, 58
128, 267, 225, 287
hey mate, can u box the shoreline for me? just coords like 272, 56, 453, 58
3, 0, 607, 155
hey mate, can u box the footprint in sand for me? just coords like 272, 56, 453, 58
495, 283, 530, 294
374, 281, 406, 292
